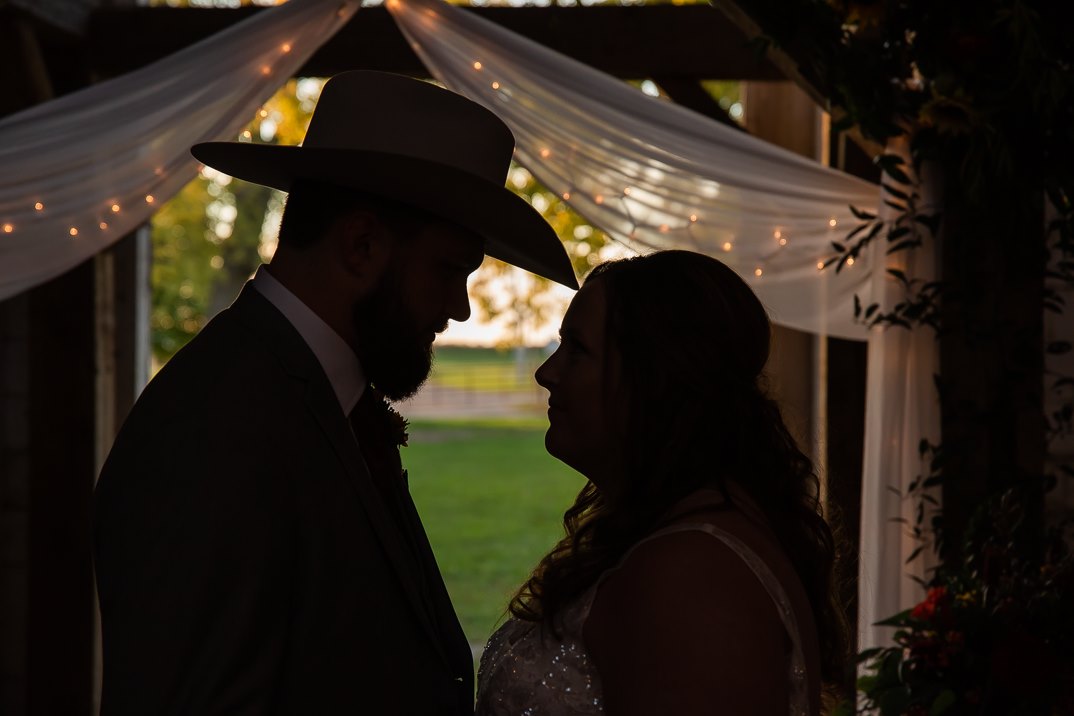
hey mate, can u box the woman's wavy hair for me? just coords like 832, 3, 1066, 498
509, 250, 849, 685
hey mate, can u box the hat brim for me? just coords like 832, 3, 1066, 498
190, 143, 578, 289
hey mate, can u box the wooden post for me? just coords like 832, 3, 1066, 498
0, 6, 151, 715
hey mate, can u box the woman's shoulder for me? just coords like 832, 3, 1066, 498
587, 509, 787, 637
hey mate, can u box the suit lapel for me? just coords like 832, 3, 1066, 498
227, 285, 453, 672
397, 482, 475, 688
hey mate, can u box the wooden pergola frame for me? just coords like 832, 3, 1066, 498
0, 4, 870, 713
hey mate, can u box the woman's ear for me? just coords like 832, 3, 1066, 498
333, 209, 393, 291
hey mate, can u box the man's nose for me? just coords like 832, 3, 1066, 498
449, 282, 471, 322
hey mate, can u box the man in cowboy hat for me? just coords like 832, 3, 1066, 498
93, 71, 576, 714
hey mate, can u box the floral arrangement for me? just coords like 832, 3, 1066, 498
843, 489, 1074, 715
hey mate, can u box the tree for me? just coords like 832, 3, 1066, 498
725, 0, 1074, 710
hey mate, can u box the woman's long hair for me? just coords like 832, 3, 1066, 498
509, 250, 849, 685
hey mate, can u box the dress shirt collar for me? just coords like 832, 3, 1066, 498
251, 265, 365, 414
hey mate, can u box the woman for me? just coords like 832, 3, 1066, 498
476, 251, 847, 715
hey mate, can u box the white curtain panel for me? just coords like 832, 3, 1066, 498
858, 138, 939, 650
388, 0, 880, 341
0, 0, 359, 301
389, 0, 939, 647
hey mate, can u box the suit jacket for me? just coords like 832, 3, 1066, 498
93, 285, 474, 715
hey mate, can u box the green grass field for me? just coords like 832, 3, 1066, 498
403, 417, 584, 648
428, 346, 549, 392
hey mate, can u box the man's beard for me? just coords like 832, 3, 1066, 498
351, 268, 437, 402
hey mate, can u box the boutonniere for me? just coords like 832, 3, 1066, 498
368, 385, 409, 449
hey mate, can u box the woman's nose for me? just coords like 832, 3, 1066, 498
535, 350, 559, 389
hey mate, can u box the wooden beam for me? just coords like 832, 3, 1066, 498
711, 0, 885, 159
84, 5, 785, 81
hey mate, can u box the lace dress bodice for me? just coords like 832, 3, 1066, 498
475, 523, 811, 716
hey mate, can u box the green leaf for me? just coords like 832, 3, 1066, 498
829, 701, 856, 716
882, 183, 911, 201
850, 204, 877, 220
873, 155, 912, 185
858, 647, 884, 662
887, 226, 912, 241
929, 690, 957, 715
913, 212, 942, 235
874, 609, 913, 627
846, 221, 872, 241
887, 238, 921, 255
878, 688, 912, 715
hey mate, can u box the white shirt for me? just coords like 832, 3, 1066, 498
251, 266, 366, 414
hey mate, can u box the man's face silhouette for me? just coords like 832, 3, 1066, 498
352, 219, 484, 401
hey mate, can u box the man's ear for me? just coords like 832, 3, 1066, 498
334, 209, 392, 289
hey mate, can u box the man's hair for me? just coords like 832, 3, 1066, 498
277, 180, 430, 249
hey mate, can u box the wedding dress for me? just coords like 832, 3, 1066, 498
475, 521, 811, 715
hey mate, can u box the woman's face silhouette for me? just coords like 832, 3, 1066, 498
536, 279, 624, 490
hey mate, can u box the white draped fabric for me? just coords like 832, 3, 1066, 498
0, 0, 359, 301
0, 0, 936, 651
388, 0, 935, 646
389, 0, 880, 341
858, 139, 939, 650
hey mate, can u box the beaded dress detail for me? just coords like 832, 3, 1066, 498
475, 522, 811, 716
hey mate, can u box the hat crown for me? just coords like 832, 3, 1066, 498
302, 71, 515, 184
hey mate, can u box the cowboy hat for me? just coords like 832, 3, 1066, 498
191, 71, 577, 288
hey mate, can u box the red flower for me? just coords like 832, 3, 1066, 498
911, 586, 949, 622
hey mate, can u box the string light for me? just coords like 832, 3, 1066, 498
539, 148, 551, 158
260, 109, 269, 118
754, 267, 763, 277
281, 43, 292, 53
2, 224, 13, 233
623, 187, 632, 196
145, 195, 155, 204
242, 130, 252, 139
261, 66, 272, 76
594, 195, 604, 205
829, 218, 838, 227
111, 204, 120, 213
773, 229, 782, 239
491, 81, 500, 90
722, 242, 732, 252
817, 261, 825, 270
779, 237, 788, 246
99, 222, 108, 230
34, 202, 44, 212
154, 167, 164, 176
562, 192, 571, 200
846, 257, 855, 266
69, 227, 78, 237
689, 214, 698, 223
473, 61, 483, 70
659, 224, 669, 233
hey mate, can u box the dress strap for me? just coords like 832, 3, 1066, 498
582, 522, 812, 715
